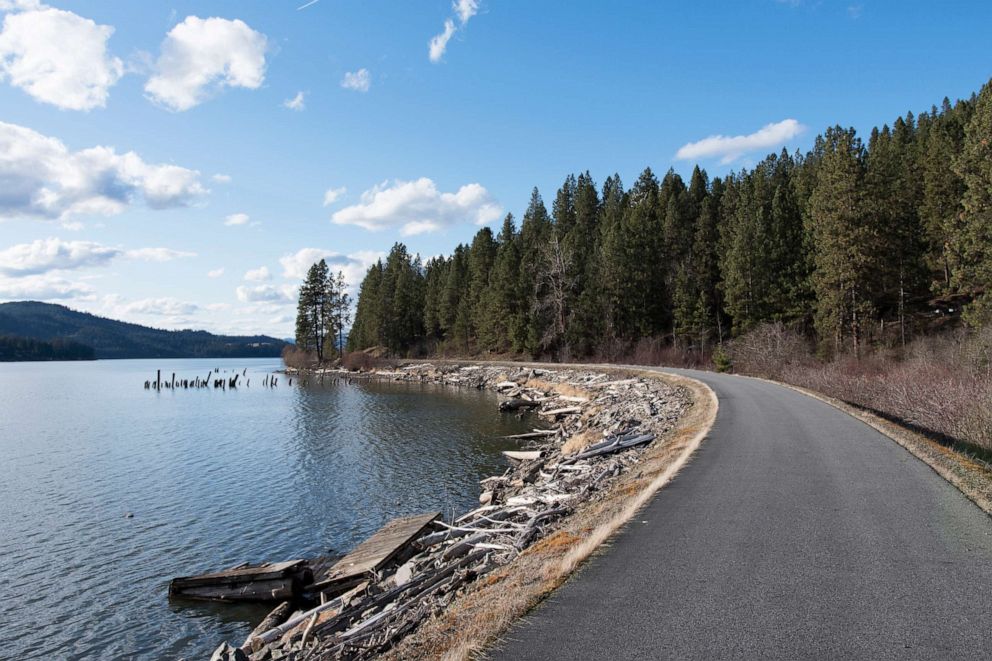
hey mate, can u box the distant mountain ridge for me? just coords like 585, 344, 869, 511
0, 301, 287, 360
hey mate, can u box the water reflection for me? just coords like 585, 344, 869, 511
0, 359, 532, 660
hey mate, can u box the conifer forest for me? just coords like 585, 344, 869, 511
344, 80, 992, 363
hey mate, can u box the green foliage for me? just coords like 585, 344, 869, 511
954, 79, 992, 323
712, 344, 732, 373
344, 80, 992, 361
0, 334, 95, 361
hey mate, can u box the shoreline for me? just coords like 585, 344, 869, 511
218, 362, 714, 661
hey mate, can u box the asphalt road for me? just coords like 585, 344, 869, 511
491, 369, 992, 660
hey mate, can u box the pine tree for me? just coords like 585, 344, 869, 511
329, 271, 352, 357
619, 167, 665, 338
953, 79, 992, 322
808, 127, 874, 356
479, 214, 523, 352
519, 188, 552, 355
598, 174, 627, 347
348, 261, 383, 350
294, 258, 332, 361
467, 227, 497, 343
564, 172, 603, 356
920, 98, 970, 292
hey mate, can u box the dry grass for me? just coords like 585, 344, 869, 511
523, 378, 591, 401
560, 429, 599, 456
773, 380, 992, 517
728, 323, 992, 455
379, 368, 717, 661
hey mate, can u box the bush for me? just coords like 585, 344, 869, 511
712, 345, 732, 373
727, 322, 813, 379
281, 345, 315, 370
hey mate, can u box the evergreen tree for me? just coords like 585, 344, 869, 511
467, 227, 497, 342
953, 79, 992, 322
564, 172, 603, 356
329, 271, 352, 357
619, 167, 665, 338
808, 127, 874, 356
920, 98, 970, 291
478, 214, 523, 352
598, 174, 627, 346
349, 261, 382, 350
518, 188, 552, 355
295, 258, 332, 361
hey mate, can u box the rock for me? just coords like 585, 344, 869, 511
209, 642, 248, 661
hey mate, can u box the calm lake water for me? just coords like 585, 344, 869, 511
0, 358, 532, 660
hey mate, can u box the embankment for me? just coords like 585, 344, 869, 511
224, 363, 715, 661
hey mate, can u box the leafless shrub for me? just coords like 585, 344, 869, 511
281, 345, 315, 370
342, 351, 396, 372
728, 322, 814, 379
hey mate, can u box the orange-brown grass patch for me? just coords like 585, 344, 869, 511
524, 378, 592, 401
560, 429, 600, 456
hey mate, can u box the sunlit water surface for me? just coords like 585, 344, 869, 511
0, 358, 532, 660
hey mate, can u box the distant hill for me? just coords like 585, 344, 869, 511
0, 335, 96, 361
0, 301, 287, 360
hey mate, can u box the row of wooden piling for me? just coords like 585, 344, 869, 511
144, 368, 286, 391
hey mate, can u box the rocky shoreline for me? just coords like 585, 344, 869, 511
213, 363, 692, 661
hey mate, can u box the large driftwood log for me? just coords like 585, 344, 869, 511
498, 398, 541, 412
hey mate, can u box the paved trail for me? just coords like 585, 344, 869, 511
492, 369, 992, 659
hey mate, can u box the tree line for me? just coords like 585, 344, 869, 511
346, 78, 992, 360
294, 259, 352, 362
0, 335, 95, 362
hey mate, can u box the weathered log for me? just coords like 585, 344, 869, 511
241, 601, 292, 649
502, 450, 542, 462
538, 406, 582, 418
498, 398, 541, 412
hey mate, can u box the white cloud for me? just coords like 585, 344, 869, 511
145, 16, 267, 112
0, 238, 118, 275
207, 267, 224, 278
236, 283, 296, 303
0, 238, 194, 276
244, 266, 271, 282
675, 119, 806, 165
224, 212, 250, 226
0, 121, 207, 221
429, 19, 456, 63
429, 1, 480, 62
0, 3, 123, 110
125, 247, 196, 262
331, 178, 502, 236
454, 0, 479, 24
340, 68, 370, 92
114, 296, 198, 316
279, 248, 383, 291
323, 186, 347, 206
212, 173, 231, 183
0, 272, 94, 301
283, 90, 305, 110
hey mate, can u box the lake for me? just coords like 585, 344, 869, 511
0, 358, 532, 660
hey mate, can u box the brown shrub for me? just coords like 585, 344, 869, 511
728, 322, 813, 379
281, 345, 315, 370
342, 351, 396, 372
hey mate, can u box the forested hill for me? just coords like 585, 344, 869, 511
347, 77, 992, 359
0, 302, 287, 360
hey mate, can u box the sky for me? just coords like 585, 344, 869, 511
0, 0, 990, 338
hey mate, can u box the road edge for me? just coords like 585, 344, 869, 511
378, 365, 718, 661
755, 376, 992, 517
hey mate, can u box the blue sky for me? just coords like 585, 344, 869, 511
0, 0, 990, 337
